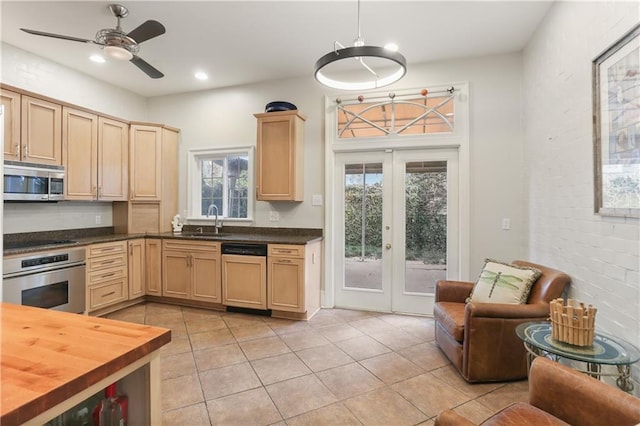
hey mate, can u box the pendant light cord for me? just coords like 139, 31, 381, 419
355, 0, 363, 45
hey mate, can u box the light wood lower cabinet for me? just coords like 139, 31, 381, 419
267, 242, 321, 317
128, 239, 145, 300
162, 240, 221, 303
222, 254, 267, 310
86, 241, 128, 312
145, 239, 162, 296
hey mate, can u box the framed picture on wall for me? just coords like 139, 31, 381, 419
593, 23, 640, 218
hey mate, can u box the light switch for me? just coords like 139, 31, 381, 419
312, 194, 323, 206
270, 211, 279, 221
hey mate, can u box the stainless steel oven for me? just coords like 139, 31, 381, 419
3, 247, 86, 313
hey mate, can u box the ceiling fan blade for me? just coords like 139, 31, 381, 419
21, 28, 95, 44
130, 55, 164, 79
127, 20, 165, 43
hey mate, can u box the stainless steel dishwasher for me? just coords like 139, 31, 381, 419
221, 243, 269, 313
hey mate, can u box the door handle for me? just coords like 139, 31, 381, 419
385, 243, 392, 250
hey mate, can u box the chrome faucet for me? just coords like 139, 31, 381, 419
207, 204, 222, 234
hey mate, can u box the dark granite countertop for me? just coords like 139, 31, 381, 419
3, 226, 323, 256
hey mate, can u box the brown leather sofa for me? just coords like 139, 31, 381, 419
435, 357, 640, 425
433, 260, 570, 382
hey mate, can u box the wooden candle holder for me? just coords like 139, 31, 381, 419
549, 298, 596, 347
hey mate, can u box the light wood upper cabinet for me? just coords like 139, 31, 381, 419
63, 110, 128, 201
98, 117, 128, 200
114, 125, 178, 233
255, 110, 306, 201
2, 89, 21, 161
63, 108, 98, 200
21, 95, 62, 165
130, 124, 162, 201
128, 239, 146, 300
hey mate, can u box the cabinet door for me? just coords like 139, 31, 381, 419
160, 127, 179, 232
191, 251, 222, 303
63, 107, 98, 200
128, 239, 146, 299
222, 254, 267, 309
130, 124, 162, 200
162, 250, 190, 299
99, 117, 128, 201
268, 257, 305, 312
2, 89, 21, 161
256, 111, 304, 201
21, 95, 62, 165
145, 239, 162, 296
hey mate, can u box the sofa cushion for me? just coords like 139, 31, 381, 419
468, 259, 542, 304
482, 403, 569, 426
433, 302, 465, 342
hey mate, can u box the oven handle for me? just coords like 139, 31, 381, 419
2, 261, 86, 279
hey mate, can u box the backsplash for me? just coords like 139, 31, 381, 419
3, 201, 113, 234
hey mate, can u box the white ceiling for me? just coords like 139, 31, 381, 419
1, 1, 553, 98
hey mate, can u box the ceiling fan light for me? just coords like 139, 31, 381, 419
104, 45, 133, 61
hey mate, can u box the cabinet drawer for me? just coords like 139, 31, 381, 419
88, 265, 127, 285
88, 241, 127, 258
87, 252, 126, 271
88, 279, 128, 310
163, 239, 219, 252
269, 244, 304, 258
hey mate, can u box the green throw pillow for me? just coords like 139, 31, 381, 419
467, 259, 542, 304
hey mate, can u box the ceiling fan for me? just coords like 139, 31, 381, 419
20, 4, 165, 79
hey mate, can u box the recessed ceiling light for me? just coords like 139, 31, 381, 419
384, 43, 399, 52
195, 71, 208, 81
90, 55, 106, 63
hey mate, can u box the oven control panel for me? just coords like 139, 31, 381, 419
22, 254, 69, 268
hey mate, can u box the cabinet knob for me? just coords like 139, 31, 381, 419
385, 243, 392, 250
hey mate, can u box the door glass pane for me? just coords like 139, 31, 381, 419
405, 161, 447, 294
344, 163, 383, 290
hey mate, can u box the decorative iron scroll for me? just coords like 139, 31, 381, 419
336, 87, 455, 139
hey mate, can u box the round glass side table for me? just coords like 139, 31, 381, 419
515, 321, 640, 392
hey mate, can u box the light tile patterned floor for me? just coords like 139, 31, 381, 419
106, 303, 529, 425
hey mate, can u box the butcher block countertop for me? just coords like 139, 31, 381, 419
0, 303, 171, 425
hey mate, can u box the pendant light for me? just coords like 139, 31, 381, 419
314, 0, 407, 91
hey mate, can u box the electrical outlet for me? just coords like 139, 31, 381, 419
312, 194, 323, 206
269, 211, 279, 221
95, 215, 102, 225
501, 218, 510, 230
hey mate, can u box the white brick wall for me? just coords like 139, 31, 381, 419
523, 1, 640, 393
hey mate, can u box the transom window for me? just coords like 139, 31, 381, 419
336, 87, 456, 139
188, 147, 254, 221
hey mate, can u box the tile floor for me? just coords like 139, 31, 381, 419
106, 303, 529, 425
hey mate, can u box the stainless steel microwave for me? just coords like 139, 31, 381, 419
3, 161, 65, 201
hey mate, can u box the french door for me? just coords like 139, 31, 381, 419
333, 148, 459, 315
